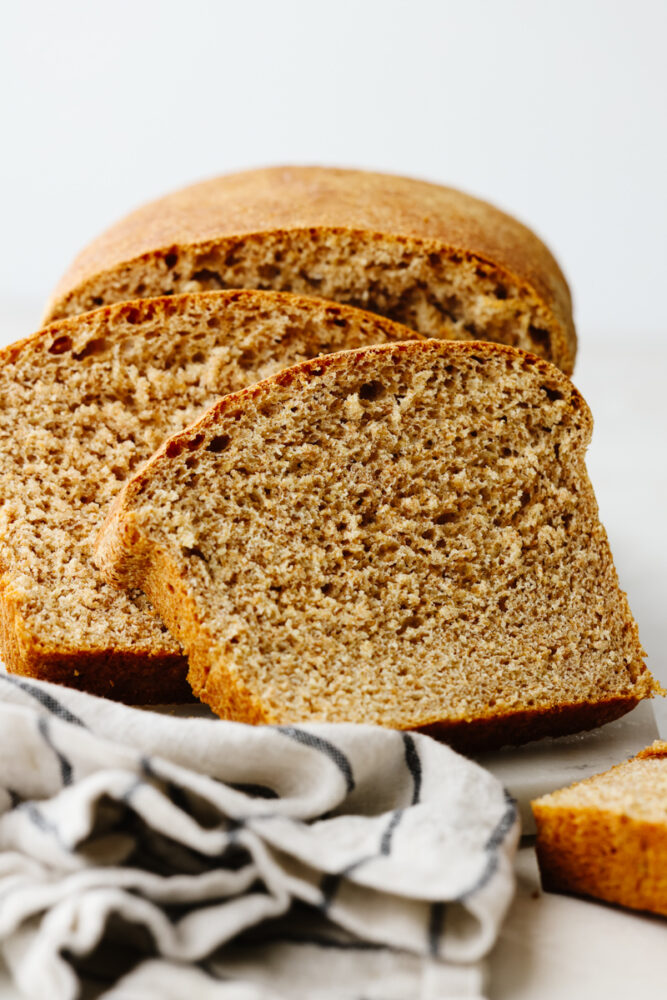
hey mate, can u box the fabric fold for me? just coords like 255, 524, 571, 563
0, 675, 519, 999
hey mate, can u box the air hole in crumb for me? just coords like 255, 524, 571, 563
321, 583, 333, 595
238, 350, 255, 370
186, 433, 205, 452
183, 546, 207, 562
397, 614, 423, 636
73, 337, 109, 360
48, 335, 73, 355
164, 252, 178, 269
191, 351, 205, 364
498, 596, 508, 613
191, 268, 226, 288
435, 512, 456, 525
494, 284, 508, 300
207, 434, 230, 453
92, 296, 103, 307
124, 307, 143, 325
529, 326, 551, 352
543, 385, 564, 402
554, 443, 560, 460
359, 380, 385, 401
166, 439, 183, 459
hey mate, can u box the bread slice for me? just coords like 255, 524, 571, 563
94, 340, 657, 749
44, 166, 576, 373
533, 742, 667, 915
0, 290, 415, 703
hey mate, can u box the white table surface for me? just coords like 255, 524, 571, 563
1, 303, 666, 996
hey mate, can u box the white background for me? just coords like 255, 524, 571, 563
0, 6, 667, 995
0, 0, 665, 722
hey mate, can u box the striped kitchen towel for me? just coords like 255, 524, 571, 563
0, 675, 519, 999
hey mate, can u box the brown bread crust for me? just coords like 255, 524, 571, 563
0, 573, 192, 702
421, 697, 643, 754
44, 166, 576, 372
533, 743, 667, 916
95, 339, 656, 746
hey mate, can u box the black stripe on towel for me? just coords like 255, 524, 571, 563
121, 757, 160, 804
37, 715, 73, 786
401, 732, 422, 804
456, 789, 518, 901
428, 901, 446, 958
20, 802, 69, 849
276, 727, 355, 793
0, 673, 85, 727
485, 789, 518, 851
379, 808, 404, 856
121, 777, 145, 804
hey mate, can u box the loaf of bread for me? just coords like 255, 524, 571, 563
533, 742, 667, 915
0, 290, 415, 702
94, 340, 656, 749
44, 166, 577, 373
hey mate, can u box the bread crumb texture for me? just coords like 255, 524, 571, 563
533, 741, 667, 915
45, 166, 576, 373
96, 339, 656, 743
0, 290, 413, 700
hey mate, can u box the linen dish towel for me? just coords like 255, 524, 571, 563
0, 674, 519, 999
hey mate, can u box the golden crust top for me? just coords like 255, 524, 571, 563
47, 166, 574, 355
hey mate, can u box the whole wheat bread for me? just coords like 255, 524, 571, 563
0, 290, 415, 702
95, 340, 656, 749
44, 166, 576, 373
533, 742, 667, 915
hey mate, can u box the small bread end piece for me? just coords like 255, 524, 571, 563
533, 741, 667, 916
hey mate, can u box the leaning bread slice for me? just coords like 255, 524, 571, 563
44, 165, 576, 373
0, 290, 414, 702
95, 340, 656, 749
533, 742, 667, 915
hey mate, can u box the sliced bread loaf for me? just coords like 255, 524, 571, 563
0, 290, 414, 702
95, 340, 656, 749
44, 166, 576, 373
533, 742, 667, 915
